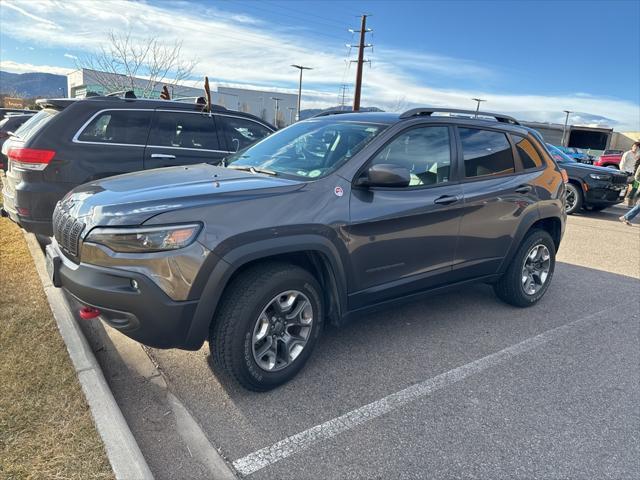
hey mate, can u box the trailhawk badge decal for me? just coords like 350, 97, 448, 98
334, 186, 344, 197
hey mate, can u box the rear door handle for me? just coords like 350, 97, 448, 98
434, 195, 461, 205
151, 153, 176, 159
515, 185, 532, 194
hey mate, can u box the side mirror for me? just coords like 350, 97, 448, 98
356, 163, 411, 188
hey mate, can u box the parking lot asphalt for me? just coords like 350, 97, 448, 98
84, 206, 639, 479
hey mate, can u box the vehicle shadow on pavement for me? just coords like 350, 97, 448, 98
573, 205, 636, 224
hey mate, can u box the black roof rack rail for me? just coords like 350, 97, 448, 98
105, 90, 137, 99
311, 109, 356, 118
399, 107, 520, 125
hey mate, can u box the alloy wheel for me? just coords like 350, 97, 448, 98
251, 290, 314, 372
521, 244, 551, 295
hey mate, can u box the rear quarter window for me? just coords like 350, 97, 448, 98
512, 135, 545, 170
11, 109, 59, 142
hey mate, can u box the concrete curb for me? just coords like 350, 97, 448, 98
23, 233, 154, 480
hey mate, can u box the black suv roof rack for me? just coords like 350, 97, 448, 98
105, 90, 137, 99
400, 107, 520, 125
312, 109, 357, 118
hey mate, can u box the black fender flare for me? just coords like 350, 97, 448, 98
182, 234, 348, 350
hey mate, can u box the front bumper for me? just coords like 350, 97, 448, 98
47, 241, 201, 349
584, 183, 627, 206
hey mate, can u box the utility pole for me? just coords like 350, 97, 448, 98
271, 97, 282, 127
562, 110, 572, 146
288, 107, 296, 125
291, 65, 313, 121
472, 98, 486, 117
350, 14, 372, 111
339, 84, 349, 109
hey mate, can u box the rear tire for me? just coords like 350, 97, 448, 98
494, 229, 556, 308
564, 183, 583, 215
209, 262, 323, 391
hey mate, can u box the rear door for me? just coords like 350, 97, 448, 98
144, 110, 226, 169
453, 126, 540, 279
217, 115, 273, 153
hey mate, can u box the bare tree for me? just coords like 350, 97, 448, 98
76, 30, 196, 98
389, 96, 410, 113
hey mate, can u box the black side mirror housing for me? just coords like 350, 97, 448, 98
356, 163, 411, 188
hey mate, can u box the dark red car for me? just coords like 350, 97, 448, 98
594, 149, 623, 169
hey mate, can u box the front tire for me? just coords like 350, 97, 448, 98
209, 262, 324, 391
494, 229, 556, 308
564, 182, 583, 214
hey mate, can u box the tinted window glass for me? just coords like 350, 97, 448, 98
13, 109, 58, 142
459, 128, 514, 178
78, 110, 151, 145
222, 116, 272, 151
370, 126, 451, 187
149, 111, 219, 150
513, 135, 544, 170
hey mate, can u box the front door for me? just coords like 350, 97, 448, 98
144, 110, 227, 169
346, 125, 464, 309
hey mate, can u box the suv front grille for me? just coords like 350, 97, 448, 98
611, 173, 629, 185
53, 204, 85, 260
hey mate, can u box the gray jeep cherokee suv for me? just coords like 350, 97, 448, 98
47, 108, 566, 390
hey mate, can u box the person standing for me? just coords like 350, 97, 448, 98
620, 142, 640, 206
619, 163, 640, 225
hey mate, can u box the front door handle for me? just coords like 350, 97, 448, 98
515, 185, 532, 194
434, 195, 461, 205
151, 153, 176, 159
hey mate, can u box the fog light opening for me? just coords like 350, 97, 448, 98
79, 306, 101, 320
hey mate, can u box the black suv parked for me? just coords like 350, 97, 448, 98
546, 143, 628, 214
1, 96, 274, 236
47, 108, 566, 390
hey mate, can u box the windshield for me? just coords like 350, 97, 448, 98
547, 143, 576, 163
226, 120, 387, 179
12, 109, 59, 142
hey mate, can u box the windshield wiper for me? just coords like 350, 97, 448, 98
228, 165, 277, 176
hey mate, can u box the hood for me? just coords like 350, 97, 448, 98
561, 161, 626, 176
60, 163, 303, 227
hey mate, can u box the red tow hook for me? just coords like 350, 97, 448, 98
79, 306, 101, 320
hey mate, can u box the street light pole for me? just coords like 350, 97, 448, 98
472, 98, 486, 118
291, 65, 313, 122
562, 110, 572, 146
271, 97, 282, 127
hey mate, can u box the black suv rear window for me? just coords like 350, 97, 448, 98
12, 109, 58, 142
459, 128, 515, 178
78, 110, 152, 145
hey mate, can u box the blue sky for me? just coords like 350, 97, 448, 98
1, 0, 639, 129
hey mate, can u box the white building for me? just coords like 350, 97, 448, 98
67, 68, 297, 127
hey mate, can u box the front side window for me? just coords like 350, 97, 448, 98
149, 111, 219, 150
221, 116, 272, 151
227, 120, 386, 179
369, 126, 451, 187
78, 110, 151, 145
459, 128, 515, 178
513, 135, 544, 170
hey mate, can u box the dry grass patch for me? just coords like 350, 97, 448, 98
0, 218, 113, 479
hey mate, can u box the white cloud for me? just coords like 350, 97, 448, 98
0, 60, 73, 75
64, 53, 78, 60
1, 0, 638, 130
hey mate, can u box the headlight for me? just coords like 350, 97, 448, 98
588, 173, 611, 181
85, 223, 201, 253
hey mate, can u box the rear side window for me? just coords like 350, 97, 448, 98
221, 116, 272, 151
12, 109, 58, 142
459, 128, 515, 178
78, 110, 151, 145
149, 111, 220, 150
512, 135, 544, 170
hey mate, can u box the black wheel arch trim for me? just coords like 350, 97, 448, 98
182, 234, 349, 350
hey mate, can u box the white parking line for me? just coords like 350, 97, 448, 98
232, 303, 625, 476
